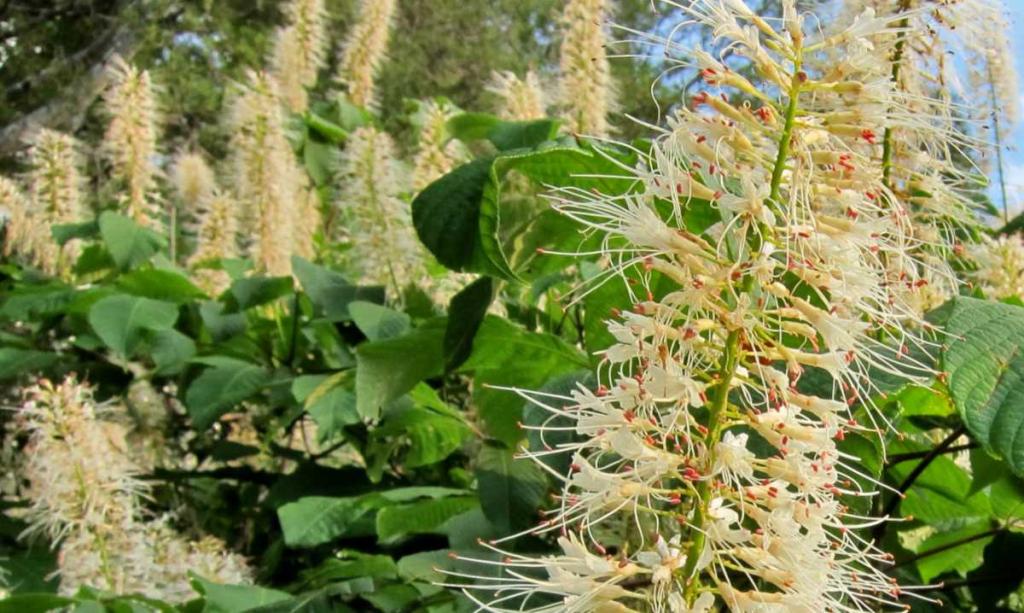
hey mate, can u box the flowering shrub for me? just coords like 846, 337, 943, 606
0, 1, 1023, 611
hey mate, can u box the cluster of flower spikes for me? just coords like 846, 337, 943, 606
271, 0, 328, 113
337, 126, 426, 296
104, 56, 162, 231
336, 0, 396, 110
560, 0, 616, 137
489, 70, 548, 121
14, 377, 251, 598
447, 2, 960, 611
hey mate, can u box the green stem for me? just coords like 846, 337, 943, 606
682, 51, 804, 606
881, 2, 913, 189
681, 329, 743, 603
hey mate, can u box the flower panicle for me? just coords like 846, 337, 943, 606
170, 151, 217, 217
271, 0, 328, 112
448, 2, 963, 610
338, 126, 423, 295
969, 234, 1024, 301
188, 191, 239, 296
488, 70, 548, 121
337, 0, 397, 110
26, 129, 85, 277
560, 0, 616, 137
0, 176, 34, 260
104, 56, 162, 230
228, 70, 299, 276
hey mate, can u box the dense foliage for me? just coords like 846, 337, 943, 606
1, 0, 1024, 612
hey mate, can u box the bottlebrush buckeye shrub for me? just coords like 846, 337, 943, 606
445, 1, 964, 610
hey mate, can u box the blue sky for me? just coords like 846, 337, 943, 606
995, 2, 1024, 221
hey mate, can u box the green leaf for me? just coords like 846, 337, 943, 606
199, 301, 247, 341
0, 348, 57, 380
229, 276, 294, 310
303, 138, 336, 186
412, 158, 494, 273
912, 518, 995, 583
893, 454, 990, 525
448, 113, 560, 151
148, 329, 197, 375
376, 496, 479, 542
185, 359, 269, 429
300, 374, 360, 443
460, 317, 588, 444
292, 257, 385, 321
116, 268, 206, 303
355, 319, 446, 420
304, 112, 348, 144
443, 276, 494, 372
375, 405, 470, 468
87, 294, 179, 357
189, 575, 292, 613
1, 283, 76, 320
941, 298, 1024, 474
475, 445, 548, 534
98, 212, 164, 269
0, 595, 75, 613
52, 220, 98, 245
413, 144, 639, 282
277, 495, 381, 548
349, 302, 410, 341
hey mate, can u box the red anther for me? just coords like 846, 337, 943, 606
570, 463, 582, 472
701, 68, 718, 84
633, 303, 646, 314
644, 434, 657, 446
696, 134, 708, 144
712, 190, 724, 201
767, 486, 779, 498
536, 247, 547, 254
693, 92, 709, 107
696, 423, 709, 436
676, 182, 686, 194
781, 435, 790, 446
610, 307, 622, 318
834, 429, 846, 441
669, 494, 682, 505
846, 207, 859, 220
646, 289, 654, 301
643, 256, 654, 271
861, 129, 877, 144
623, 409, 635, 423
746, 490, 758, 500
596, 384, 609, 397
683, 327, 697, 340
914, 278, 928, 288
709, 163, 718, 175
755, 106, 772, 122
683, 467, 702, 481
692, 160, 703, 169
692, 278, 705, 290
